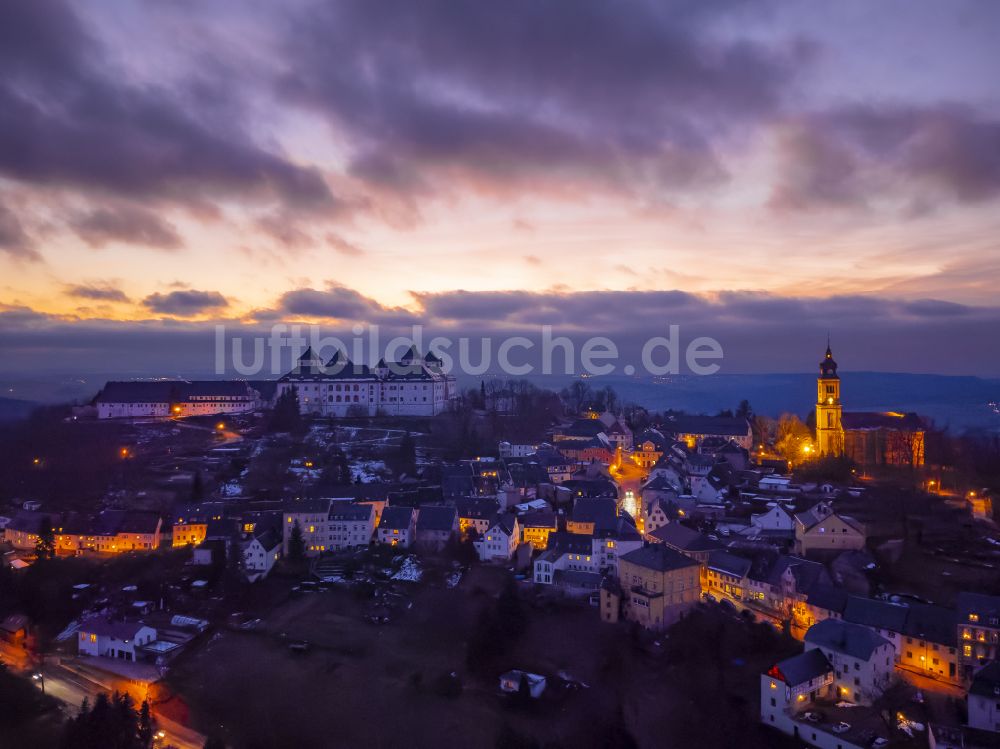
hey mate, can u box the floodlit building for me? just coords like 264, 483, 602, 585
277, 347, 456, 417
615, 544, 700, 631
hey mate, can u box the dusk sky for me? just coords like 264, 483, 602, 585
2, 0, 1000, 375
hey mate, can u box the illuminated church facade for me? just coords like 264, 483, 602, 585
814, 344, 925, 467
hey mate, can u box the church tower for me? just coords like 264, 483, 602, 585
815, 342, 844, 456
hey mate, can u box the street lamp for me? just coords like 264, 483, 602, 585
32, 672, 44, 694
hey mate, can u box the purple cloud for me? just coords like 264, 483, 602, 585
0, 0, 335, 217
71, 206, 183, 250
64, 283, 131, 303
143, 289, 229, 316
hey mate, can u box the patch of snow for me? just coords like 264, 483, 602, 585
391, 556, 422, 582
446, 571, 462, 589
219, 481, 243, 497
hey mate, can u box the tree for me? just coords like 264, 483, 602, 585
268, 388, 302, 433
35, 517, 55, 560
138, 700, 153, 748
61, 690, 144, 749
496, 577, 527, 639
288, 520, 305, 563
736, 400, 753, 420
775, 413, 811, 461
389, 431, 417, 477
190, 471, 204, 503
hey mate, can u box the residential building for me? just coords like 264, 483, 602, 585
899, 603, 960, 684
283, 499, 333, 556
377, 506, 417, 548
761, 649, 835, 722
616, 544, 701, 631
803, 619, 894, 705
969, 661, 1000, 733
567, 497, 619, 535
325, 501, 376, 551
415, 505, 458, 551
703, 550, 752, 604
455, 498, 500, 539
519, 510, 557, 550
794, 502, 865, 556
957, 593, 1000, 681
648, 522, 722, 565
242, 529, 281, 577
77, 618, 157, 662
661, 414, 753, 451
474, 515, 520, 562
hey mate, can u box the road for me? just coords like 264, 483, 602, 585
29, 661, 206, 749
609, 460, 648, 526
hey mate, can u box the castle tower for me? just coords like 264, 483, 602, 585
815, 342, 844, 456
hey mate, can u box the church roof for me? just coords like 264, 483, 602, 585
842, 412, 924, 432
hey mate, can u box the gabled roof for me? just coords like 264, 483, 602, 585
546, 531, 593, 556
251, 528, 281, 552
416, 505, 457, 532
79, 617, 152, 641
519, 510, 557, 530
489, 514, 518, 536
570, 498, 618, 531
661, 415, 751, 438
378, 506, 415, 530
755, 555, 830, 592
327, 502, 375, 522
842, 412, 924, 432
706, 550, 752, 578
902, 603, 957, 647
806, 585, 849, 615
842, 596, 910, 633
970, 661, 1000, 699
805, 618, 890, 660
455, 497, 500, 520
96, 381, 177, 404
649, 522, 722, 553
620, 544, 700, 573
956, 592, 1000, 623
769, 649, 832, 687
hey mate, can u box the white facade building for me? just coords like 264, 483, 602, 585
277, 347, 456, 417
77, 619, 157, 662
475, 515, 520, 562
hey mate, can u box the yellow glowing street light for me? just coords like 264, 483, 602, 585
216, 422, 226, 431
120, 447, 130, 458
33, 457, 41, 465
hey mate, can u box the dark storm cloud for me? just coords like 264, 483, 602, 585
71, 206, 184, 250
143, 290, 229, 316
274, 285, 415, 324
2, 287, 1000, 376
64, 283, 131, 303
769, 105, 1000, 213
278, 0, 806, 198
0, 0, 334, 215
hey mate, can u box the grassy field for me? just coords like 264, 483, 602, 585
164, 565, 800, 749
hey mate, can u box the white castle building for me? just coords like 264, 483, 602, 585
277, 346, 457, 417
